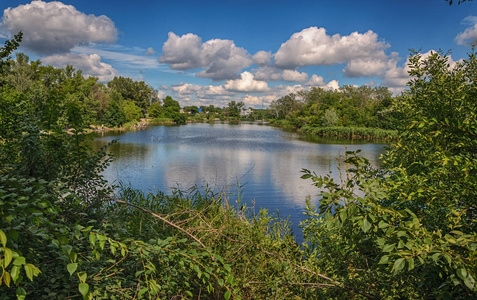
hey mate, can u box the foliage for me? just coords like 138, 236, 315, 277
268, 85, 400, 139
226, 101, 245, 119
300, 49, 477, 298
107, 76, 157, 115
300, 125, 398, 140
321, 108, 340, 127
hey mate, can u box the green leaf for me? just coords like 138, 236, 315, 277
407, 258, 415, 271
457, 268, 468, 281
11, 265, 20, 283
0, 229, 6, 247
78, 271, 87, 283
138, 288, 148, 298
89, 233, 96, 247
13, 257, 25, 266
79, 283, 89, 297
224, 290, 231, 300
24, 264, 33, 281
431, 252, 440, 262
67, 263, 78, 276
378, 221, 389, 229
16, 287, 26, 300
382, 244, 395, 253
393, 258, 405, 274
362, 217, 371, 233
464, 274, 475, 290
2, 247, 13, 267
218, 279, 224, 286
378, 255, 389, 264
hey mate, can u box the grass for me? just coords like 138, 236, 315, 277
300, 125, 398, 140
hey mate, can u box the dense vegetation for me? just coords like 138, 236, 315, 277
267, 85, 400, 140
1, 33, 476, 299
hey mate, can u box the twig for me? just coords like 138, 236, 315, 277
93, 254, 129, 278
108, 198, 207, 249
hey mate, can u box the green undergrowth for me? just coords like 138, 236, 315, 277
300, 125, 398, 140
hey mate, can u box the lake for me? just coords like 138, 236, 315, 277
91, 122, 386, 240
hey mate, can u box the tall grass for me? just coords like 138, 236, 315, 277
300, 125, 398, 140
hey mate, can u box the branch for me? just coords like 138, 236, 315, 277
108, 198, 207, 249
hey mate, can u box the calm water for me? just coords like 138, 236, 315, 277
91, 122, 386, 240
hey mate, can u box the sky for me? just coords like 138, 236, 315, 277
1, 0, 476, 108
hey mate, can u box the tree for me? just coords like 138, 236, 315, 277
107, 76, 157, 115
301, 49, 477, 298
321, 108, 340, 127
162, 95, 180, 111
226, 101, 244, 118
148, 101, 164, 118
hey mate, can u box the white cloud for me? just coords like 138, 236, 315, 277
169, 82, 234, 105
252, 66, 308, 82
145, 47, 156, 55
1, 0, 117, 55
304, 74, 326, 86
455, 16, 477, 45
274, 27, 392, 78
73, 45, 160, 69
343, 52, 399, 77
303, 74, 339, 90
41, 53, 117, 82
159, 32, 252, 80
224, 71, 269, 92
252, 50, 272, 65
243, 95, 276, 106
157, 91, 166, 99
281, 69, 308, 82
252, 66, 283, 81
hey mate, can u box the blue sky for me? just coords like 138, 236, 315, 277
1, 0, 476, 108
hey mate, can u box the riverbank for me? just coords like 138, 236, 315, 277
268, 119, 398, 141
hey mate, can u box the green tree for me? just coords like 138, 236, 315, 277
148, 101, 164, 118
107, 76, 157, 115
301, 49, 477, 299
226, 101, 244, 118
321, 108, 340, 127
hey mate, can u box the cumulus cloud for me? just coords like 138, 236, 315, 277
274, 27, 393, 78
169, 82, 233, 104
301, 74, 339, 90
223, 71, 269, 92
304, 74, 326, 86
252, 66, 308, 82
343, 52, 399, 77
159, 32, 252, 80
1, 0, 117, 55
145, 47, 156, 55
252, 51, 272, 65
42, 53, 117, 82
252, 66, 283, 81
242, 95, 276, 106
281, 69, 308, 82
455, 16, 477, 45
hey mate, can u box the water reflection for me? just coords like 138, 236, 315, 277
91, 122, 386, 239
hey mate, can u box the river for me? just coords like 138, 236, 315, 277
91, 122, 386, 241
